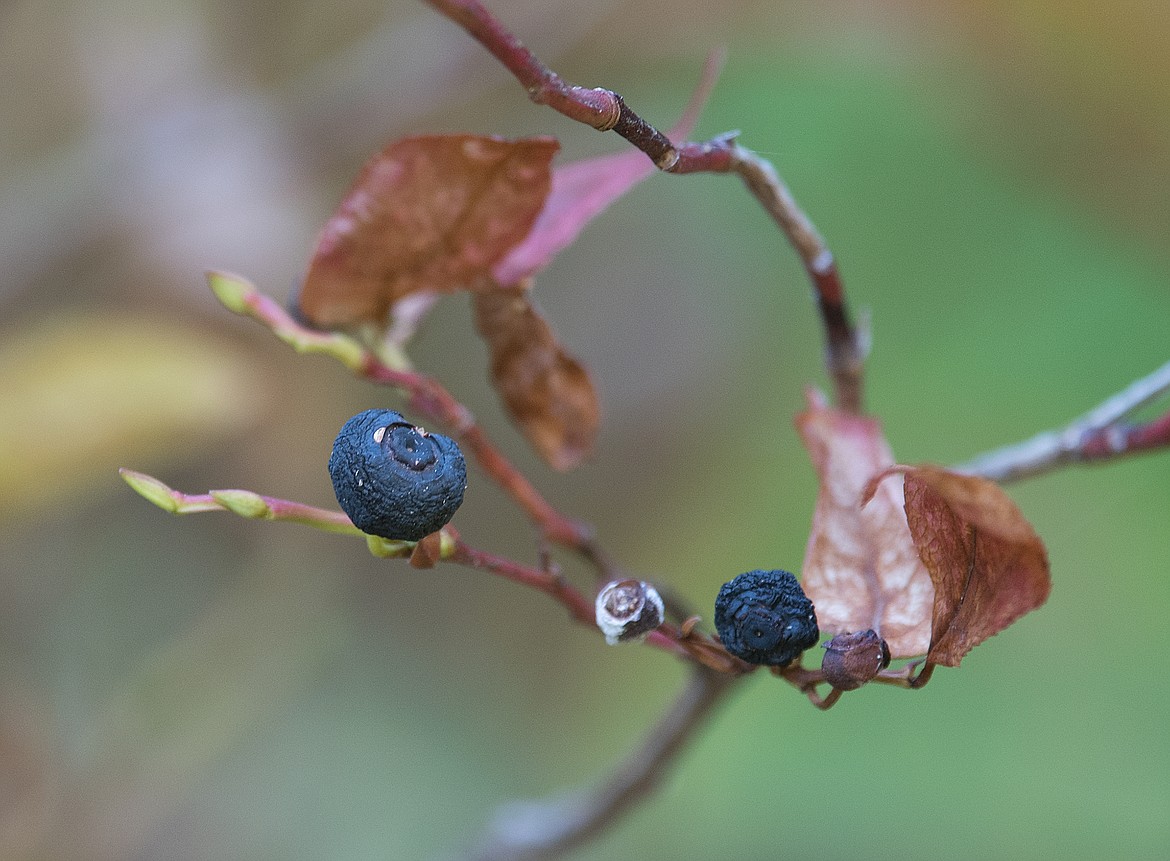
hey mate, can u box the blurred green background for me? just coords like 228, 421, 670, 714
2, 1, 1168, 858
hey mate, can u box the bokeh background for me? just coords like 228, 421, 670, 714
2, 1, 1168, 858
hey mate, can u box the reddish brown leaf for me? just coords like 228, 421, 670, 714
299, 134, 559, 328
797, 392, 934, 658
473, 284, 599, 471
899, 466, 1050, 667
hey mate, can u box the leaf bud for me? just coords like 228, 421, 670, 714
595, 579, 664, 645
714, 569, 819, 667
821, 630, 891, 691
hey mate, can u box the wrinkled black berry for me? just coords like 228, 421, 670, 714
714, 569, 819, 666
329, 409, 467, 541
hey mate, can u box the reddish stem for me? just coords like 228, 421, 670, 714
449, 540, 594, 621
358, 356, 604, 558
238, 285, 608, 564
425, 0, 866, 412
908, 661, 936, 688
957, 361, 1170, 482
1077, 409, 1170, 460
774, 661, 842, 708
427, 0, 621, 131
447, 540, 700, 662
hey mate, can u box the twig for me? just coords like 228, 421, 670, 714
447, 540, 588, 622
451, 667, 739, 861
424, 0, 866, 412
119, 469, 729, 665
955, 359, 1170, 482
119, 469, 367, 535
727, 149, 865, 411
207, 272, 614, 572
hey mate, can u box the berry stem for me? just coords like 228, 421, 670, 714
867, 658, 933, 689
774, 661, 843, 709
424, 0, 867, 413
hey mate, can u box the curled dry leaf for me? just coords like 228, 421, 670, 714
298, 134, 559, 328
894, 466, 1051, 667
797, 392, 934, 659
473, 284, 599, 471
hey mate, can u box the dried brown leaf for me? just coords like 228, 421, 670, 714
299, 134, 559, 328
797, 393, 934, 658
900, 466, 1051, 667
473, 284, 599, 471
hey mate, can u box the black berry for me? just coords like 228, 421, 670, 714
714, 569, 819, 666
329, 409, 467, 541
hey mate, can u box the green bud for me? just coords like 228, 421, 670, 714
211, 489, 271, 519
119, 468, 180, 513
366, 535, 412, 558
206, 271, 253, 315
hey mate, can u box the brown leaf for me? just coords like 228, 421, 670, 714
797, 392, 934, 658
299, 134, 559, 328
473, 284, 599, 471
900, 466, 1051, 667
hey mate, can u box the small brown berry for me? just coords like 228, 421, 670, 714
821, 630, 891, 691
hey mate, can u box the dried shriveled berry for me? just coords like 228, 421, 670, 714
821, 630, 891, 691
329, 409, 467, 541
714, 569, 819, 666
595, 579, 664, 645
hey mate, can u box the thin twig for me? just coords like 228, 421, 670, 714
364, 361, 593, 549
120, 468, 730, 665
424, 0, 866, 412
726, 148, 865, 411
207, 271, 616, 574
955, 359, 1170, 482
450, 667, 739, 861
119, 469, 367, 535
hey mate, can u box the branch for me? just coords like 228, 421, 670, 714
955, 359, 1170, 482
207, 271, 615, 573
424, 0, 866, 412
450, 667, 739, 861
119, 469, 365, 534
727, 149, 865, 411
119, 470, 739, 666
